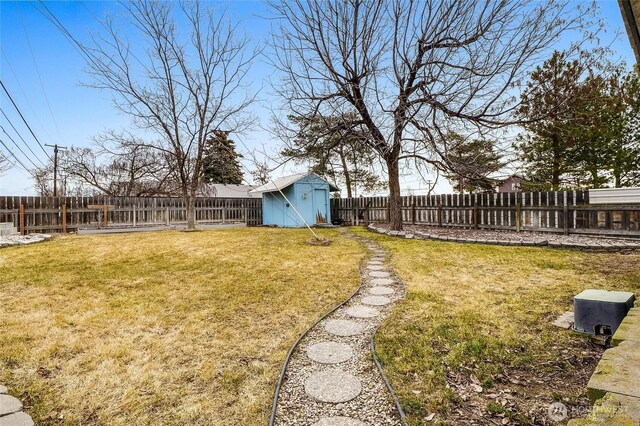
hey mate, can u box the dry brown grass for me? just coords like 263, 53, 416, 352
0, 227, 364, 425
352, 228, 640, 425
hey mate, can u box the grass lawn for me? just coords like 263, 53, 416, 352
352, 228, 640, 425
0, 227, 364, 425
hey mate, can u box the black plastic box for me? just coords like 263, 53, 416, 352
573, 290, 636, 335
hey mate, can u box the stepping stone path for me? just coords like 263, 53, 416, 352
361, 296, 392, 306
0, 385, 33, 426
324, 319, 365, 337
306, 342, 354, 364
369, 286, 394, 296
304, 370, 362, 403
273, 230, 405, 425
369, 271, 392, 278
371, 278, 395, 286
346, 305, 380, 318
313, 416, 367, 426
366, 265, 385, 271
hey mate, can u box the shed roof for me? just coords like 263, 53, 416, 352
250, 172, 339, 193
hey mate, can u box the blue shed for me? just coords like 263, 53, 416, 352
250, 172, 339, 227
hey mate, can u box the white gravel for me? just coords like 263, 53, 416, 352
0, 234, 52, 248
274, 233, 405, 426
370, 223, 640, 250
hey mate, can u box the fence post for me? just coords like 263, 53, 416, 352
355, 200, 359, 226
133, 204, 137, 227
166, 206, 170, 226
437, 198, 442, 227
19, 203, 25, 235
386, 200, 390, 224
411, 196, 416, 225
563, 204, 569, 235
62, 204, 67, 233
222, 201, 227, 224
473, 202, 478, 230
515, 199, 521, 233
103, 205, 108, 227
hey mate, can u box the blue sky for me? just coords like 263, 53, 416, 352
0, 0, 636, 196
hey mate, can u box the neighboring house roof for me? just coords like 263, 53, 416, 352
620, 0, 640, 63
210, 184, 262, 198
497, 174, 528, 184
250, 172, 340, 193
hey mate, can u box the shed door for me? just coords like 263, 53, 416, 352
314, 189, 327, 224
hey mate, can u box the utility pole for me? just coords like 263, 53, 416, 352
45, 144, 67, 196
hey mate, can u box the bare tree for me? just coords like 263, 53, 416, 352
85, 1, 256, 228
269, 0, 599, 230
0, 151, 12, 174
60, 131, 177, 197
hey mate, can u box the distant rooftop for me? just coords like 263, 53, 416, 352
209, 184, 261, 198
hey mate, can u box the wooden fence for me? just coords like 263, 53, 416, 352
331, 191, 640, 237
0, 195, 262, 234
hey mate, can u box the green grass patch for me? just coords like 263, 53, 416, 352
0, 227, 364, 425
354, 227, 640, 425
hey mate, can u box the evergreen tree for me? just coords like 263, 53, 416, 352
516, 51, 592, 190
283, 114, 385, 197
201, 131, 244, 185
518, 52, 639, 189
442, 132, 504, 193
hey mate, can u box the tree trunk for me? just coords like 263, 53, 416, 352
186, 193, 196, 230
551, 135, 561, 190
339, 147, 353, 198
387, 158, 403, 231
613, 168, 622, 188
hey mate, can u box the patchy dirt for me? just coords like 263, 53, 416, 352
444, 339, 604, 425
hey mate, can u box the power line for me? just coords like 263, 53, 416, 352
0, 138, 36, 176
0, 108, 46, 166
0, 125, 42, 169
33, 1, 99, 70
1, 50, 57, 145
18, 4, 65, 145
0, 80, 52, 161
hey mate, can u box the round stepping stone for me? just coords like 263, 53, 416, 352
0, 412, 34, 426
361, 295, 391, 306
366, 265, 385, 271
369, 270, 391, 278
305, 370, 362, 403
313, 416, 367, 426
346, 305, 379, 318
307, 341, 353, 364
0, 394, 22, 416
324, 319, 365, 337
0, 384, 7, 393
371, 278, 394, 286
368, 260, 383, 265
369, 286, 394, 295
